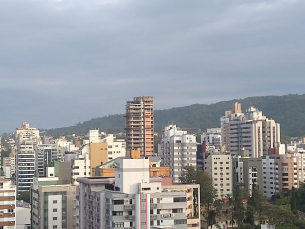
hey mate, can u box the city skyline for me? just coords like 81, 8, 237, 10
0, 0, 305, 133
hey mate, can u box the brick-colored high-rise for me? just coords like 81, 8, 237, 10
125, 96, 154, 157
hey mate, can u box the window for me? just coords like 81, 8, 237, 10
173, 197, 186, 202
53, 209, 57, 212
53, 200, 57, 204
112, 211, 123, 216
113, 200, 124, 205
53, 226, 57, 229
53, 217, 57, 220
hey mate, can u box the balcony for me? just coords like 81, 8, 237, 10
150, 215, 157, 220
124, 204, 135, 210
150, 203, 157, 209
125, 215, 135, 220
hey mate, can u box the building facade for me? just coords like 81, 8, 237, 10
31, 177, 76, 229
15, 123, 40, 194
229, 106, 280, 158
159, 125, 197, 183
201, 128, 222, 148
125, 96, 154, 157
204, 154, 233, 198
76, 158, 188, 229
0, 178, 16, 229
232, 151, 263, 196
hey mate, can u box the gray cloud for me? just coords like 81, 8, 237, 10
0, 0, 304, 133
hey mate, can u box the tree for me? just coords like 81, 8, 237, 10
17, 191, 30, 203
296, 183, 305, 212
264, 203, 298, 229
247, 184, 265, 225
180, 166, 217, 228
233, 183, 245, 229
291, 186, 298, 215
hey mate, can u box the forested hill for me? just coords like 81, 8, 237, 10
44, 94, 305, 139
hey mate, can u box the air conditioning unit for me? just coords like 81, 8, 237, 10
0, 213, 3, 216
171, 214, 174, 217
161, 214, 164, 218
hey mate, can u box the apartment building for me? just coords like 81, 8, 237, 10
162, 184, 201, 229
76, 158, 188, 229
201, 128, 222, 148
262, 156, 276, 198
125, 96, 154, 157
15, 122, 40, 194
3, 157, 15, 179
159, 125, 197, 183
37, 144, 61, 177
71, 153, 90, 185
101, 134, 126, 160
204, 154, 233, 198
273, 155, 299, 191
31, 177, 76, 229
229, 106, 280, 158
0, 178, 16, 229
220, 103, 243, 151
232, 150, 263, 196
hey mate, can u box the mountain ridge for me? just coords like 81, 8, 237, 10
44, 94, 305, 139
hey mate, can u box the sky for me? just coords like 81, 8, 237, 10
0, 0, 304, 133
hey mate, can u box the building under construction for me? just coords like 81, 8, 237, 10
125, 96, 154, 157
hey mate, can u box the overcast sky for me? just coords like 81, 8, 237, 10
0, 0, 304, 133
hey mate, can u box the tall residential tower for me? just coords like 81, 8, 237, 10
15, 122, 40, 194
125, 96, 154, 157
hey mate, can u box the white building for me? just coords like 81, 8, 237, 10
101, 134, 126, 160
89, 129, 99, 143
15, 123, 39, 194
262, 156, 275, 198
159, 125, 197, 183
204, 154, 233, 198
3, 157, 15, 179
77, 157, 188, 229
201, 128, 222, 148
71, 152, 90, 185
229, 106, 280, 158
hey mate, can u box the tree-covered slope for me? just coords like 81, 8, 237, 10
44, 94, 305, 138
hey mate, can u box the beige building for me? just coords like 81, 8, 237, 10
0, 178, 16, 228
204, 154, 233, 199
125, 96, 154, 157
273, 154, 299, 191
89, 142, 108, 176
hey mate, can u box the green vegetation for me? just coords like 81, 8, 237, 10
44, 94, 305, 140
179, 166, 219, 228
17, 191, 31, 203
180, 167, 305, 228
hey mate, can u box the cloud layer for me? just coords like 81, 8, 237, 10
0, 0, 304, 133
